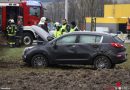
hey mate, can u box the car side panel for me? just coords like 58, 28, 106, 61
75, 43, 101, 64
53, 44, 77, 60
98, 43, 126, 64
24, 46, 52, 64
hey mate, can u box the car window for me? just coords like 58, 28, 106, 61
56, 35, 76, 45
96, 36, 102, 43
79, 35, 101, 44
102, 36, 113, 43
113, 36, 124, 43
30, 6, 40, 17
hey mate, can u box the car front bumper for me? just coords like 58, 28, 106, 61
22, 54, 27, 62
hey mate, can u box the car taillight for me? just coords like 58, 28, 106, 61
111, 43, 123, 48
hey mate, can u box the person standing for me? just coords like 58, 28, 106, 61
70, 21, 79, 32
6, 19, 17, 47
54, 22, 62, 38
16, 16, 23, 47
60, 19, 70, 35
38, 17, 49, 33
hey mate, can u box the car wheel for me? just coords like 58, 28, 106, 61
23, 33, 33, 46
94, 56, 112, 69
31, 54, 48, 68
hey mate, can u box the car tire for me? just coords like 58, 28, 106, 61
31, 54, 48, 68
94, 56, 112, 69
23, 33, 33, 46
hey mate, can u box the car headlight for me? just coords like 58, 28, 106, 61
23, 46, 34, 55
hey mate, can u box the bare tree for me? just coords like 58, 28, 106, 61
45, 0, 113, 30
45, 1, 65, 22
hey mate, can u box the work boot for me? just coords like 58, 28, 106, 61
9, 44, 13, 48
12, 44, 15, 48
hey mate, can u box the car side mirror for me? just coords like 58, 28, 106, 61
47, 36, 54, 41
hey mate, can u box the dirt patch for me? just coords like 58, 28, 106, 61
0, 58, 23, 68
0, 61, 21, 69
0, 62, 130, 90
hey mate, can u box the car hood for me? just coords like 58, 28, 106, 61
31, 25, 51, 41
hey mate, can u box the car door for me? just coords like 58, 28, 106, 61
52, 35, 78, 63
75, 34, 102, 64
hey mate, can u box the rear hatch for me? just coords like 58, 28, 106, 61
111, 36, 127, 60
105, 35, 125, 53
113, 35, 124, 44
101, 35, 127, 60
101, 35, 126, 54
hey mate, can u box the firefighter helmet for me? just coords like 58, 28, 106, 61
9, 19, 15, 24
55, 22, 60, 27
39, 17, 47, 25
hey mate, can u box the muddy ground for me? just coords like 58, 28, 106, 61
0, 34, 7, 46
0, 59, 130, 90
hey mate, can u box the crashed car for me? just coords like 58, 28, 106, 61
22, 30, 127, 69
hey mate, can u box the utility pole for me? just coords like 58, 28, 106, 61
65, 0, 68, 21
90, 1, 94, 31
113, 0, 115, 17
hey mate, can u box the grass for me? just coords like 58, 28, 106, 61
0, 46, 25, 61
120, 44, 130, 69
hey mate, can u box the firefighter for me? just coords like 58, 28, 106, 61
60, 19, 70, 35
6, 19, 17, 47
70, 21, 79, 32
38, 17, 49, 33
54, 22, 62, 38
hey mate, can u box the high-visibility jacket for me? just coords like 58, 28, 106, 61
60, 24, 67, 34
54, 30, 61, 38
70, 28, 75, 32
7, 24, 17, 36
60, 24, 70, 34
70, 26, 79, 32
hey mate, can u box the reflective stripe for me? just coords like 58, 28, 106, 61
8, 42, 15, 44
7, 25, 17, 36
8, 34, 15, 36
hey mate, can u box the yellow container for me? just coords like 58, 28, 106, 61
104, 4, 130, 18
86, 17, 128, 24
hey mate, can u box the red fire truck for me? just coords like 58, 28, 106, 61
0, 0, 44, 45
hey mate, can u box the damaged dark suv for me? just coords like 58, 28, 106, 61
22, 30, 127, 69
